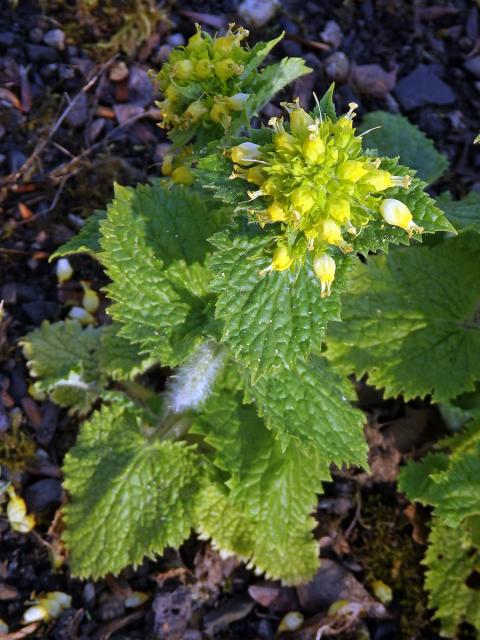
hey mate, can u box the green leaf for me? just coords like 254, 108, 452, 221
423, 519, 480, 636
242, 355, 368, 468
63, 403, 201, 579
475, 133, 480, 144
398, 452, 450, 504
209, 220, 351, 377
243, 57, 312, 120
436, 191, 480, 234
97, 323, 157, 381
326, 233, 480, 402
359, 111, 448, 184
21, 320, 103, 413
193, 385, 329, 584
51, 210, 106, 260
314, 82, 336, 121
100, 182, 221, 366
240, 33, 284, 79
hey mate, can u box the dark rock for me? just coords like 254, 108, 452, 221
22, 300, 58, 324
29, 27, 44, 43
43, 28, 65, 51
66, 92, 88, 127
128, 67, 154, 107
24, 479, 62, 514
0, 154, 5, 168
26, 44, 58, 63
464, 55, 480, 79
394, 64, 455, 110
325, 51, 350, 82
113, 103, 144, 126
0, 32, 15, 47
59, 65, 76, 80
8, 149, 27, 172
320, 20, 343, 47
352, 63, 396, 98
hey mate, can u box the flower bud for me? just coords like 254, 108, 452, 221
363, 169, 394, 192
267, 202, 287, 222
161, 153, 174, 176
326, 198, 350, 223
68, 306, 95, 326
195, 58, 212, 79
22, 605, 48, 623
291, 186, 316, 214
187, 25, 204, 51
7, 486, 35, 533
125, 591, 150, 608
313, 253, 336, 297
56, 258, 73, 283
246, 165, 265, 186
172, 166, 195, 186
184, 99, 208, 122
226, 92, 249, 111
214, 58, 243, 81
303, 135, 325, 163
289, 107, 314, 140
380, 198, 423, 235
231, 142, 262, 165
81, 282, 100, 314
165, 84, 181, 102
173, 59, 194, 81
337, 160, 368, 182
271, 245, 293, 271
319, 219, 343, 245
210, 102, 231, 128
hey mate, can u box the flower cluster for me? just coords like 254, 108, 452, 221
229, 100, 423, 295
154, 23, 252, 133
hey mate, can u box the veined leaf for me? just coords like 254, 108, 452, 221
423, 519, 480, 636
326, 233, 480, 402
240, 33, 284, 79
193, 385, 329, 584
97, 323, 157, 381
359, 111, 448, 184
63, 403, 201, 578
209, 220, 351, 377
51, 210, 106, 260
242, 355, 368, 468
436, 191, 480, 234
100, 182, 221, 367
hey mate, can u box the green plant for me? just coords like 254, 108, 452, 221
21, 27, 460, 594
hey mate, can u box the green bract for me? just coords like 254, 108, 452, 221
18, 25, 475, 621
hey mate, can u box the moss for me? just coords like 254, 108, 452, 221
0, 420, 36, 473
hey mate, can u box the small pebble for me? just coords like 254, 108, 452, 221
43, 29, 65, 51
167, 33, 185, 47
109, 61, 129, 82
320, 20, 343, 47
464, 55, 480, 79
325, 51, 350, 82
0, 32, 15, 47
29, 27, 43, 43
238, 0, 279, 27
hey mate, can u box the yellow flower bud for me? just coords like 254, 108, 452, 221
380, 198, 423, 235
231, 142, 262, 165
56, 258, 73, 283
225, 92, 249, 111
173, 59, 194, 81
172, 166, 195, 186
195, 58, 212, 79
271, 245, 293, 271
184, 99, 208, 122
326, 198, 351, 223
214, 58, 243, 81
364, 169, 394, 192
303, 135, 325, 163
246, 165, 265, 186
165, 84, 181, 102
213, 34, 236, 55
291, 186, 316, 214
7, 486, 35, 533
68, 306, 95, 325
337, 160, 368, 182
289, 107, 314, 140
267, 202, 287, 222
210, 102, 231, 128
81, 282, 100, 314
319, 219, 343, 245
187, 24, 204, 52
162, 153, 174, 176
313, 253, 336, 297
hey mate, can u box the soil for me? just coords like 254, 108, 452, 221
0, 0, 479, 638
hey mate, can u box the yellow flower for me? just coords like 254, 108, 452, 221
172, 166, 195, 186
313, 253, 336, 297
231, 142, 262, 165
380, 198, 423, 236
267, 202, 287, 221
336, 160, 368, 182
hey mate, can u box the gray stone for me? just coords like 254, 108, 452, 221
167, 33, 185, 47
29, 27, 44, 43
464, 56, 480, 79
320, 20, 343, 48
0, 32, 15, 47
238, 0, 279, 27
43, 28, 65, 51
325, 52, 350, 82
26, 44, 58, 62
66, 92, 88, 127
24, 479, 62, 514
394, 64, 455, 110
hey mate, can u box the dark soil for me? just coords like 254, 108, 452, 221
1, 0, 479, 638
